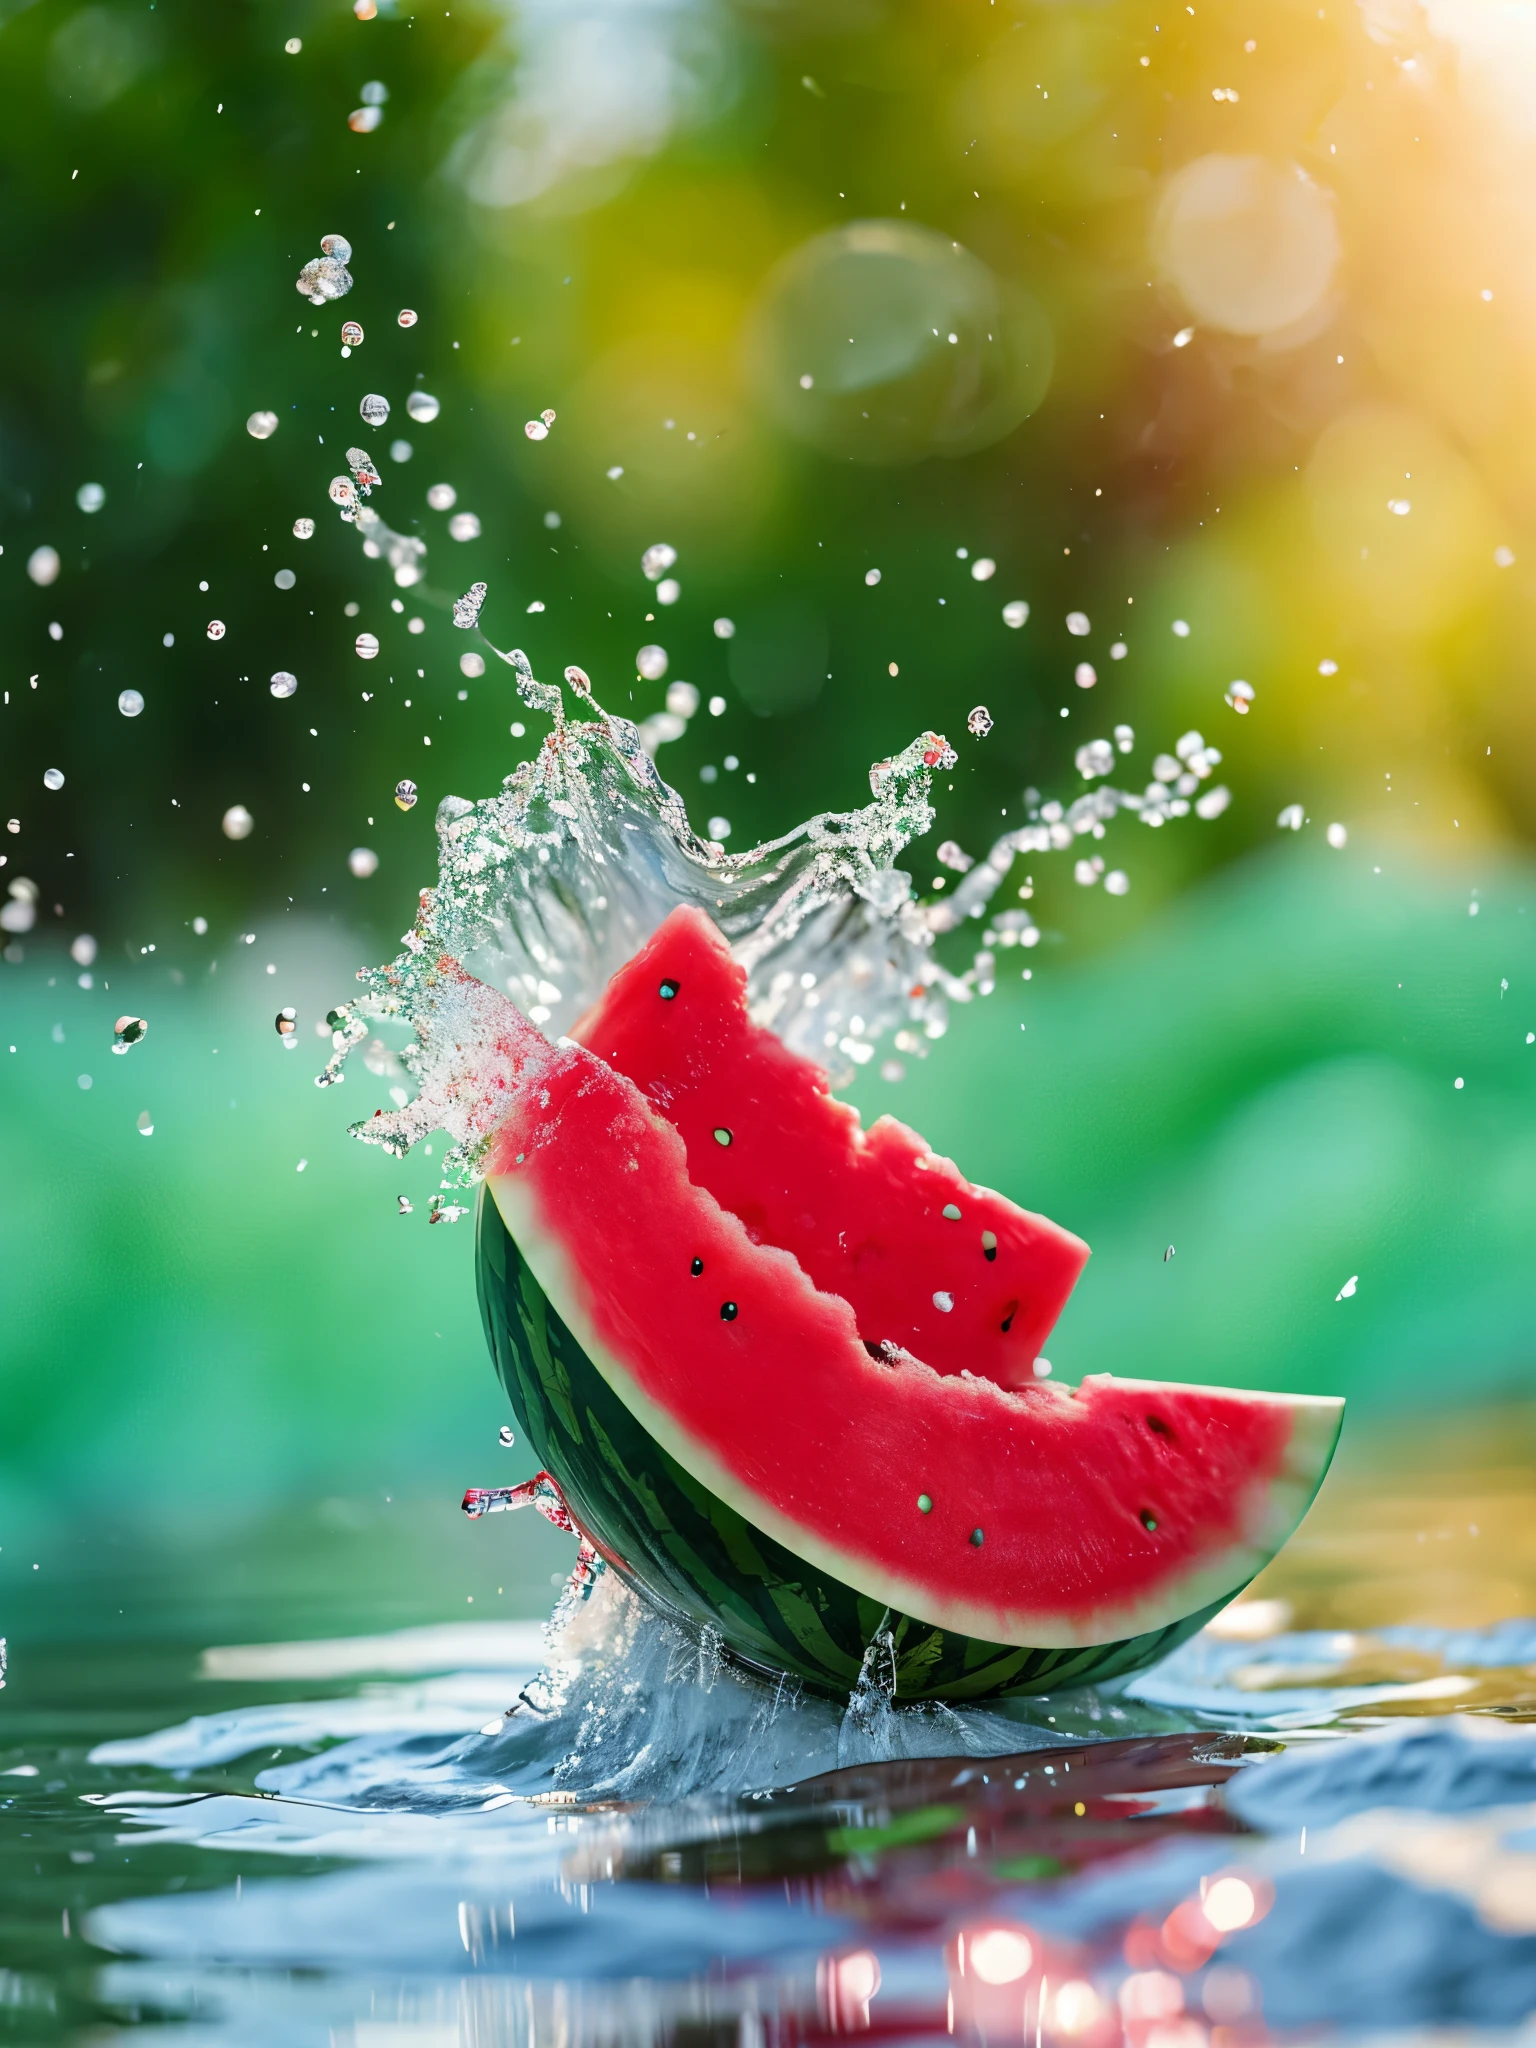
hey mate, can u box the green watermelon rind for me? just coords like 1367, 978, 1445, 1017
475, 1186, 1259, 1703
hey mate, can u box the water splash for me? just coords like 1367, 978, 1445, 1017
318, 608, 1238, 1210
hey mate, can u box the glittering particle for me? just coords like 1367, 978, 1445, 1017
246, 410, 279, 440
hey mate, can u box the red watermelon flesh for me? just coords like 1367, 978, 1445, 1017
570, 906, 1088, 1386
485, 977, 1341, 1648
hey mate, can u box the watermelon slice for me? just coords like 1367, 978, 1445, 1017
477, 909, 1342, 1701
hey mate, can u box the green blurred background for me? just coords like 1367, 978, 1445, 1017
1, 0, 1532, 1634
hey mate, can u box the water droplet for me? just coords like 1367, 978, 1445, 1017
452, 583, 487, 630
359, 393, 390, 427
76, 482, 105, 513
117, 688, 144, 718
275, 1007, 297, 1037
933, 1290, 954, 1312
398, 308, 418, 327
656, 577, 681, 605
222, 804, 254, 840
641, 542, 677, 581
269, 671, 298, 699
340, 320, 365, 348
1326, 821, 1348, 849
942, 1202, 962, 1220
427, 482, 457, 511
113, 1016, 148, 1051
42, 767, 64, 791
1224, 679, 1255, 713
967, 705, 993, 737
636, 644, 668, 681
1336, 1273, 1358, 1299
1104, 869, 1130, 895
448, 511, 481, 541
720, 1300, 739, 1321
1066, 610, 1090, 635
712, 618, 735, 639
355, 633, 380, 660
524, 417, 549, 441
70, 934, 97, 967
863, 567, 882, 587
1277, 802, 1305, 831
206, 619, 226, 640
970, 557, 996, 581
394, 779, 418, 811
136, 1110, 154, 1136
1002, 599, 1029, 627
348, 104, 383, 132
321, 233, 353, 263
390, 439, 413, 463
1195, 786, 1230, 821
293, 517, 315, 539
460, 652, 485, 678
707, 815, 731, 841
27, 546, 60, 587
296, 253, 351, 303
665, 682, 699, 718
406, 391, 441, 423
348, 846, 379, 877
917, 1493, 933, 1513
936, 841, 973, 873
284, 35, 301, 52
246, 410, 279, 440
273, 568, 297, 591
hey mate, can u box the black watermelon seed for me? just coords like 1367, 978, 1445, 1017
1000, 1300, 1018, 1334
690, 1256, 704, 1276
659, 979, 680, 1000
1140, 1509, 1158, 1532
720, 1301, 738, 1322
1146, 1414, 1171, 1436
